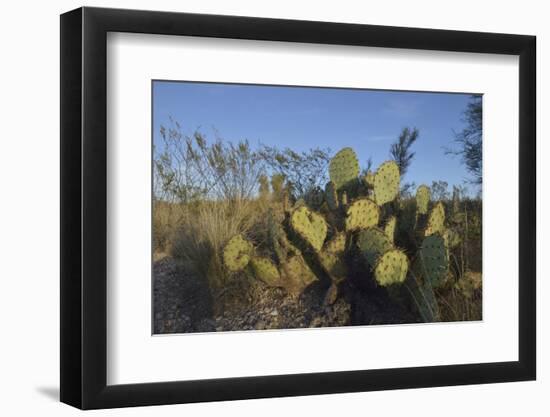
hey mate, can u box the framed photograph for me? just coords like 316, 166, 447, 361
60, 6, 536, 409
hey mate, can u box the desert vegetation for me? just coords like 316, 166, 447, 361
153, 115, 482, 333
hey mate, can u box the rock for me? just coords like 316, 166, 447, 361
255, 321, 266, 330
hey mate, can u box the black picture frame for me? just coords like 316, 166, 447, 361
60, 6, 536, 410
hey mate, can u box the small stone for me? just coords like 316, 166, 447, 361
270, 309, 278, 316
255, 321, 266, 330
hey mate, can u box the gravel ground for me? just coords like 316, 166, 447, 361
153, 256, 418, 334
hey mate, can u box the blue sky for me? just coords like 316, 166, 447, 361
153, 81, 479, 191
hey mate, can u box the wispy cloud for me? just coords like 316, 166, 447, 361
383, 97, 422, 118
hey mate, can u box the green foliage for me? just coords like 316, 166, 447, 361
155, 123, 265, 202
329, 147, 360, 190
431, 180, 450, 201
446, 95, 482, 185
259, 145, 331, 198
389, 127, 419, 178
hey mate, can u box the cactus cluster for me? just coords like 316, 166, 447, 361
222, 146, 455, 311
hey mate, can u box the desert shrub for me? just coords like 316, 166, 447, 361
152, 200, 187, 254
170, 199, 267, 294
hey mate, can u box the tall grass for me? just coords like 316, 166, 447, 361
169, 199, 267, 292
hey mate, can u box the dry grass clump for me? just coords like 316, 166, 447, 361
437, 271, 482, 322
170, 199, 268, 292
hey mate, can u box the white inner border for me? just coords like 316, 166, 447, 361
107, 32, 519, 385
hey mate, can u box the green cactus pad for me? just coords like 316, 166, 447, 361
419, 234, 449, 287
384, 216, 397, 244
325, 181, 339, 211
324, 233, 346, 254
321, 233, 347, 282
329, 147, 360, 190
357, 227, 392, 266
250, 256, 281, 286
416, 185, 431, 215
345, 198, 380, 231
340, 191, 348, 207
374, 249, 409, 286
290, 206, 328, 251
425, 201, 445, 236
374, 161, 400, 205
281, 255, 317, 295
222, 235, 253, 272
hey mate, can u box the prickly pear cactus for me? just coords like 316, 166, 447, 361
384, 216, 397, 244
223, 234, 253, 272
374, 249, 409, 286
305, 186, 324, 209
325, 181, 339, 211
329, 147, 359, 190
419, 234, 449, 288
321, 233, 347, 282
290, 206, 327, 251
250, 256, 281, 286
373, 161, 400, 205
345, 198, 380, 231
357, 227, 392, 266
443, 228, 461, 249
425, 201, 445, 236
340, 191, 348, 207
364, 171, 375, 188
280, 255, 317, 296
416, 185, 430, 215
